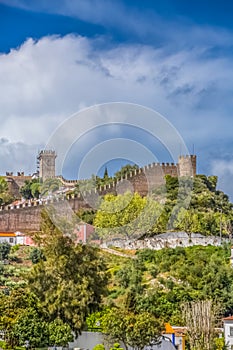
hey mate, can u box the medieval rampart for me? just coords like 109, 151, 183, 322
0, 155, 197, 232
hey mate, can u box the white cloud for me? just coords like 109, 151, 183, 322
0, 33, 233, 193
0, 138, 40, 175
211, 159, 233, 200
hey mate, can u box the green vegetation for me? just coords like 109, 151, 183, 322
101, 309, 163, 350
20, 178, 62, 199
93, 175, 233, 238
94, 192, 162, 239
0, 242, 11, 260
0, 237, 232, 349
106, 245, 233, 322
1, 170, 233, 349
0, 176, 13, 205
27, 210, 108, 336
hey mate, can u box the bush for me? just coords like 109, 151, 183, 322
11, 244, 20, 253
0, 242, 11, 260
29, 248, 45, 264
92, 345, 105, 350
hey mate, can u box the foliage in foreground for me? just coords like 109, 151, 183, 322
28, 210, 109, 336
0, 288, 73, 348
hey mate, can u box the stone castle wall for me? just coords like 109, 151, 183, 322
0, 155, 197, 232
0, 195, 91, 232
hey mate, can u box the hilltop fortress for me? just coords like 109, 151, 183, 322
0, 151, 197, 232
3, 150, 197, 198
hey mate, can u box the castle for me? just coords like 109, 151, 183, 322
0, 151, 197, 232
2, 151, 197, 198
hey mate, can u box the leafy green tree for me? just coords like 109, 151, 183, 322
0, 177, 8, 194
174, 208, 201, 237
92, 345, 106, 350
28, 210, 109, 336
114, 164, 139, 181
0, 287, 73, 348
214, 337, 228, 350
77, 208, 96, 225
110, 343, 124, 350
48, 318, 73, 346
0, 177, 12, 205
101, 308, 163, 350
31, 182, 41, 199
29, 247, 45, 264
40, 178, 61, 196
94, 192, 162, 239
20, 179, 41, 199
0, 289, 45, 348
0, 242, 11, 260
13, 308, 48, 347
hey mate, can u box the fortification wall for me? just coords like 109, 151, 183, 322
0, 155, 197, 232
0, 195, 92, 232
5, 175, 32, 197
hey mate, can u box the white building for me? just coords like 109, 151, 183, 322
0, 232, 17, 245
0, 232, 34, 246
223, 315, 233, 349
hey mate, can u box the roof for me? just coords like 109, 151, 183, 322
223, 316, 233, 320
164, 324, 187, 336
165, 323, 175, 334
0, 232, 16, 237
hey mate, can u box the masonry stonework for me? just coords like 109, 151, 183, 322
0, 153, 197, 232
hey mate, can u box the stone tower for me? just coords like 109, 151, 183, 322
37, 150, 56, 181
178, 155, 196, 177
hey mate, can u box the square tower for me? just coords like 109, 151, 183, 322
178, 155, 196, 177
37, 150, 56, 181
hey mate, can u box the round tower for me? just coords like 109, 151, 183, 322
178, 155, 196, 177
37, 150, 57, 181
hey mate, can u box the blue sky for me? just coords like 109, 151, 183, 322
0, 0, 233, 197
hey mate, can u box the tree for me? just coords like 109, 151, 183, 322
0, 177, 8, 194
0, 287, 73, 349
40, 178, 61, 197
29, 247, 45, 264
0, 177, 12, 205
20, 179, 41, 199
94, 192, 162, 239
181, 300, 219, 350
114, 164, 139, 181
104, 167, 109, 179
48, 318, 73, 346
0, 242, 11, 260
28, 210, 109, 336
13, 308, 48, 348
101, 308, 163, 350
93, 345, 106, 350
174, 208, 201, 238
110, 343, 124, 350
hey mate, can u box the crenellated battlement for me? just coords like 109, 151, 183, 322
0, 153, 197, 232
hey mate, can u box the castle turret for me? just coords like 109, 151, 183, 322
37, 150, 56, 181
178, 155, 196, 177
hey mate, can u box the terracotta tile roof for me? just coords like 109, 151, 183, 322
223, 316, 233, 320
0, 232, 16, 237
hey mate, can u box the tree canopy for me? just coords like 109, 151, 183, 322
28, 210, 109, 336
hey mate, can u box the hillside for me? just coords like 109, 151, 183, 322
2, 242, 233, 323
100, 243, 233, 324
91, 174, 233, 239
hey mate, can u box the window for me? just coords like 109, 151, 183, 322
9, 238, 13, 243
230, 327, 233, 336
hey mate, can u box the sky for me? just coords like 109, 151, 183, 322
0, 0, 233, 197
